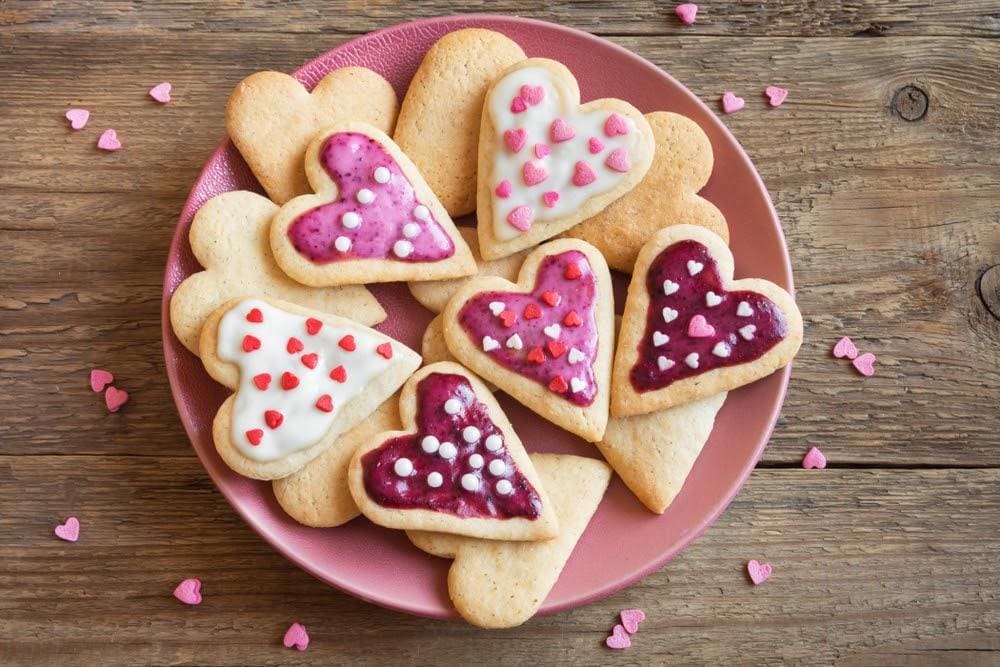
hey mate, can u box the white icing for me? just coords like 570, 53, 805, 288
341, 212, 361, 229
488, 459, 506, 476
413, 205, 430, 220
652, 331, 669, 347
663, 280, 679, 295
543, 323, 561, 339
427, 471, 443, 488
506, 333, 523, 350
487, 66, 645, 240
496, 479, 514, 495
393, 239, 413, 258
439, 441, 457, 459
356, 188, 375, 204
657, 356, 674, 371
444, 398, 461, 415
485, 434, 503, 451
373, 166, 391, 184
461, 473, 480, 492
421, 435, 440, 453
402, 222, 420, 238
216, 299, 394, 462
737, 301, 754, 317
468, 453, 484, 469
739, 324, 757, 340
662, 307, 678, 323
394, 457, 413, 476
687, 260, 704, 276
706, 291, 723, 307
713, 342, 731, 358
462, 426, 481, 444
334, 236, 351, 252
567, 347, 585, 364
685, 352, 700, 369
488, 301, 506, 315
570, 377, 586, 393
482, 336, 500, 352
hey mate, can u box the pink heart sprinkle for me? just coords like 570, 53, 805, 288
507, 205, 533, 232
832, 336, 859, 359
283, 622, 309, 651
588, 137, 604, 154
522, 161, 549, 186
534, 143, 551, 159
620, 608, 646, 634
542, 191, 560, 208
54, 516, 80, 542
572, 161, 597, 186
519, 84, 545, 106
65, 108, 90, 130
495, 179, 512, 198
104, 386, 129, 412
721, 92, 745, 115
605, 148, 630, 172
97, 129, 122, 151
605, 624, 631, 650
550, 117, 576, 143
747, 559, 772, 585
604, 113, 630, 137
149, 82, 172, 104
676, 3, 698, 25
802, 446, 827, 469
173, 578, 202, 605
765, 85, 788, 107
89, 369, 114, 393
687, 314, 715, 338
504, 128, 527, 153
510, 96, 527, 114
852, 352, 877, 377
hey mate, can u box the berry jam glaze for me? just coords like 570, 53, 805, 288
361, 373, 543, 520
630, 240, 788, 392
458, 250, 599, 406
287, 132, 456, 264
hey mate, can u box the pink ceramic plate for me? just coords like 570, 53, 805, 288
162, 15, 792, 619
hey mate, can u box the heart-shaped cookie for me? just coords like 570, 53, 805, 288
406, 453, 610, 628
170, 191, 385, 355
612, 225, 802, 416
226, 68, 398, 204
268, 122, 476, 287
442, 239, 615, 442
476, 58, 654, 260
199, 297, 420, 480
348, 362, 558, 541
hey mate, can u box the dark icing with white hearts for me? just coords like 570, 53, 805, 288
630, 240, 788, 392
288, 132, 455, 263
361, 373, 543, 520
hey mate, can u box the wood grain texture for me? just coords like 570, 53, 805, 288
1, 1, 999, 664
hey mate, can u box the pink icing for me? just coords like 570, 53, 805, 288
287, 132, 455, 264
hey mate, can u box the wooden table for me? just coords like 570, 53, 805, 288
2, 1, 999, 664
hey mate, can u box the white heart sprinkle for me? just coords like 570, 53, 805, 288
713, 342, 731, 358
687, 260, 704, 276
341, 212, 361, 229
334, 236, 351, 252
685, 352, 700, 369
393, 239, 413, 258
570, 377, 586, 393
662, 307, 678, 323
567, 347, 585, 364
737, 301, 754, 317
652, 331, 669, 347
663, 280, 679, 295
482, 336, 500, 352
402, 222, 420, 238
657, 356, 675, 371
543, 324, 561, 339
706, 291, 723, 307
488, 301, 506, 315
739, 324, 757, 340
505, 333, 523, 350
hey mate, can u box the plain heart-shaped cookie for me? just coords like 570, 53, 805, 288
348, 362, 558, 542
442, 239, 615, 442
268, 122, 476, 287
612, 225, 803, 416
199, 297, 420, 480
169, 191, 385, 355
476, 58, 654, 260
226, 68, 398, 204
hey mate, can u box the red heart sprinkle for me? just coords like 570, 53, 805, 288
305, 318, 323, 335
563, 310, 583, 327
548, 375, 568, 393
540, 291, 561, 307
564, 262, 582, 280
376, 342, 393, 359
104, 386, 129, 413
329, 365, 347, 383
547, 341, 567, 358
524, 304, 542, 320
280, 372, 299, 390
242, 335, 261, 352
527, 347, 545, 364
89, 369, 114, 393
246, 308, 263, 323
286, 337, 304, 353
252, 373, 271, 390
499, 310, 517, 327
264, 410, 283, 429
315, 394, 334, 412
301, 353, 318, 369
245, 429, 263, 446
339, 335, 356, 351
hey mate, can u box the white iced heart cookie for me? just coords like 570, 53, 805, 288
476, 58, 655, 260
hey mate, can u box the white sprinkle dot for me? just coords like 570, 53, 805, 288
341, 211, 361, 229
334, 236, 351, 252
356, 188, 375, 204
496, 479, 513, 495
393, 457, 413, 477
439, 442, 457, 459
373, 166, 391, 184
393, 239, 414, 258
461, 473, 480, 492
485, 434, 503, 451
402, 222, 420, 238
488, 459, 506, 476
444, 398, 461, 415
427, 472, 443, 488
421, 435, 440, 453
413, 204, 430, 220
462, 426, 481, 444
468, 454, 484, 469
685, 352, 700, 369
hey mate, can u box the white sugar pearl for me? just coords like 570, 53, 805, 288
462, 426, 481, 444
393, 239, 413, 258
496, 479, 513, 495
444, 398, 461, 415
413, 204, 430, 220
468, 454, 484, 469
356, 188, 375, 204
427, 472, 443, 488
334, 236, 351, 252
461, 473, 479, 492
488, 459, 506, 476
373, 166, 391, 183
439, 441, 457, 459
402, 222, 420, 238
341, 211, 361, 229
421, 435, 440, 453
485, 434, 503, 451
393, 457, 413, 477
685, 352, 700, 369
737, 301, 754, 317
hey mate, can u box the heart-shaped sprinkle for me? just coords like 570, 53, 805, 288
104, 386, 129, 412
246, 429, 264, 445
97, 129, 122, 151
338, 335, 356, 351
506, 334, 523, 349
663, 280, 679, 295
329, 365, 347, 383
747, 559, 772, 585
524, 303, 542, 320
542, 190, 560, 208
738, 324, 757, 340
280, 372, 299, 390
495, 179, 512, 198
568, 347, 585, 364
570, 377, 586, 393
522, 161, 549, 186
721, 92, 745, 115
282, 622, 309, 651
305, 317, 323, 335
687, 260, 704, 276
852, 352, 877, 377
705, 291, 723, 307
527, 346, 545, 364
547, 341, 567, 358
242, 335, 261, 352
504, 128, 527, 153
246, 308, 264, 323
265, 410, 284, 429
541, 291, 561, 307
482, 336, 500, 352
507, 205, 534, 231
149, 82, 172, 104
572, 161, 597, 186
588, 137, 604, 154
89, 369, 114, 392
620, 608, 646, 634
510, 96, 527, 113
802, 446, 827, 469
712, 341, 731, 357
832, 336, 859, 360
687, 315, 715, 338
489, 301, 506, 316
54, 516, 80, 542
499, 310, 517, 327
657, 356, 675, 371
550, 118, 576, 143
563, 310, 582, 327
65, 108, 90, 130
604, 113, 631, 137
606, 624, 631, 650
676, 3, 698, 25
520, 84, 545, 106
253, 373, 271, 390
534, 143, 551, 159
173, 578, 202, 605
605, 148, 630, 172
765, 85, 789, 107
652, 331, 669, 346
543, 323, 561, 339
315, 394, 334, 412
287, 337, 304, 354
565, 263, 582, 280
685, 352, 699, 368
662, 307, 678, 323
737, 301, 754, 317
377, 342, 394, 359
301, 353, 319, 369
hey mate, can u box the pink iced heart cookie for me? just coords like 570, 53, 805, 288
348, 363, 558, 541
606, 624, 632, 650
853, 352, 877, 377
765, 86, 788, 107
65, 108, 89, 130
97, 129, 122, 151
802, 446, 827, 469
282, 622, 309, 651
675, 3, 699, 25
149, 82, 172, 104
173, 578, 202, 605
54, 516, 80, 542
90, 369, 114, 392
721, 92, 745, 115
478, 58, 654, 260
620, 608, 646, 634
269, 123, 475, 287
612, 226, 803, 416
832, 336, 859, 359
104, 386, 129, 412
747, 559, 772, 585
